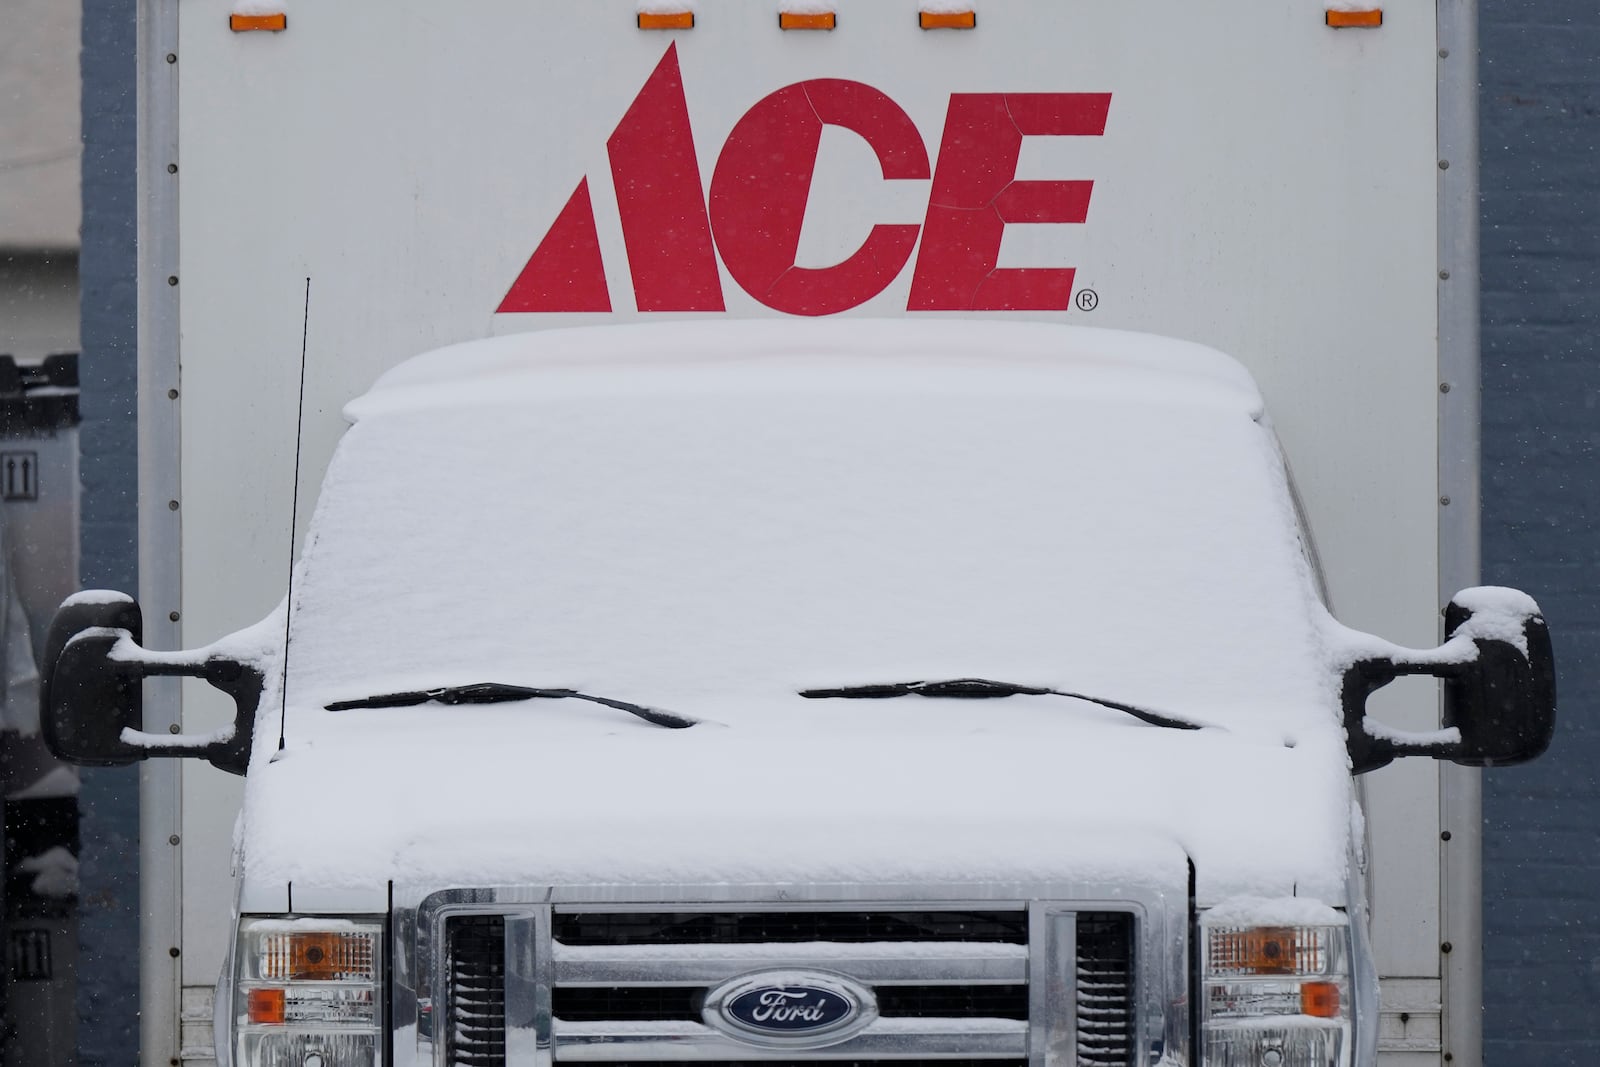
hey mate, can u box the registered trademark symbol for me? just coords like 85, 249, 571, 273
1075, 288, 1099, 312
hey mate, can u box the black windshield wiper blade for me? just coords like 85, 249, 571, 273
798, 678, 1208, 731
325, 682, 697, 729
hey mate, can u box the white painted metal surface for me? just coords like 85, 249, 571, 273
152, 3, 1454, 1063
137, 3, 182, 1064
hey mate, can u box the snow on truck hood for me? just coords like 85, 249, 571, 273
242, 321, 1354, 904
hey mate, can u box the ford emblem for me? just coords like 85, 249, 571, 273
704, 971, 878, 1046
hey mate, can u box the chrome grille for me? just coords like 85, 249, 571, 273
429, 903, 1140, 1067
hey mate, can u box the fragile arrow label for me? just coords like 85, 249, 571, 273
0, 451, 39, 501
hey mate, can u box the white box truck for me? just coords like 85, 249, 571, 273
45, 3, 1554, 1067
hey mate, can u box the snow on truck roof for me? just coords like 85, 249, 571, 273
349, 319, 1265, 418
242, 320, 1352, 905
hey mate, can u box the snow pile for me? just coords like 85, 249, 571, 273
638, 0, 695, 13
779, 1, 835, 14
231, 0, 285, 14
59, 589, 135, 609
1318, 583, 1543, 670
233, 320, 1355, 903
244, 916, 371, 933
1360, 720, 1459, 747
7, 767, 79, 800
318, 321, 1309, 732
1202, 895, 1346, 927
106, 602, 284, 672
17, 847, 78, 899
919, 0, 974, 13
246, 707, 1349, 900
121, 722, 235, 750
1449, 586, 1541, 654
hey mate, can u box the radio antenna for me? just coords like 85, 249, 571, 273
278, 277, 312, 751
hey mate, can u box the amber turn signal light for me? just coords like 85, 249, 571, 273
780, 11, 836, 30
919, 10, 975, 29
229, 13, 287, 32
247, 987, 286, 1025
1300, 980, 1341, 1018
638, 11, 695, 29
1325, 9, 1382, 27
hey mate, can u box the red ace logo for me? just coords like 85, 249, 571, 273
498, 44, 1109, 316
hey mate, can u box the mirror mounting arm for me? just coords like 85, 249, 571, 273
118, 651, 263, 775
1342, 656, 1470, 773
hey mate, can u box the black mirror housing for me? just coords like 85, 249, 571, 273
1440, 594, 1556, 767
39, 592, 263, 776
1343, 587, 1556, 774
40, 593, 144, 766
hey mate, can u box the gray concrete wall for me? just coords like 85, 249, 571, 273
76, 0, 140, 1063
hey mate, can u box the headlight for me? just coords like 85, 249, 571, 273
234, 916, 384, 1067
1201, 911, 1351, 1067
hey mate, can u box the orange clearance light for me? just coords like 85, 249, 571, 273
638, 10, 695, 29
780, 11, 836, 30
1301, 981, 1341, 1018
229, 13, 287, 31
247, 987, 286, 1025
1325, 8, 1382, 27
920, 10, 976, 29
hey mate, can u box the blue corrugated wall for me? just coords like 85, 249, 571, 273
73, 0, 1589, 1062
76, 0, 139, 1063
1480, 3, 1600, 1064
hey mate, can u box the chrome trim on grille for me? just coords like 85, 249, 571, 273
506, 908, 553, 1067
553, 1018, 1028, 1061
554, 943, 1029, 987
1029, 906, 1076, 1067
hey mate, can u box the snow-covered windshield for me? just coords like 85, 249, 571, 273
283, 321, 1332, 736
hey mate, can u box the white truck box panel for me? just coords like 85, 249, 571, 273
153, 2, 1456, 1062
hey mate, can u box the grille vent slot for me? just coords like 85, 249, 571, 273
876, 985, 1028, 1019
1075, 913, 1135, 1067
551, 984, 1030, 1022
590, 1062, 1029, 1067
446, 914, 507, 1067
554, 986, 702, 1022
553, 910, 1028, 945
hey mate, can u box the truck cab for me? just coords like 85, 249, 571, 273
37, 320, 1553, 1067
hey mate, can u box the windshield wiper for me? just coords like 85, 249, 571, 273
325, 682, 697, 729
798, 678, 1208, 731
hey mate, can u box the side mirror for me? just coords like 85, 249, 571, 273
40, 591, 263, 776
1343, 587, 1556, 774
40, 591, 144, 767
